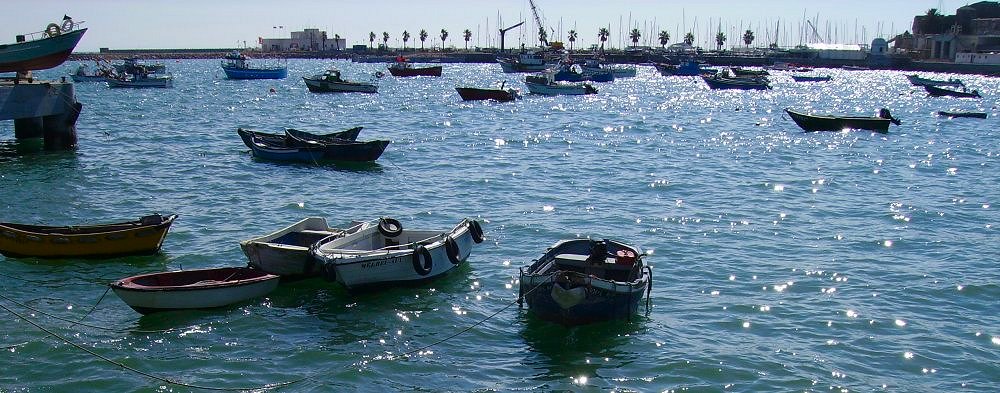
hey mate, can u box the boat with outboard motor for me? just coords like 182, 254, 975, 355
387, 56, 441, 77
524, 73, 597, 95
221, 50, 287, 79
303, 69, 377, 93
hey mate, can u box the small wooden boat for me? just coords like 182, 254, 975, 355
220, 50, 287, 79
0, 18, 87, 73
111, 267, 280, 314
238, 128, 327, 162
581, 59, 637, 78
518, 239, 652, 325
791, 75, 832, 82
702, 74, 770, 90
455, 85, 519, 102
302, 69, 377, 93
785, 108, 900, 133
937, 111, 987, 119
106, 74, 173, 88
524, 74, 597, 95
907, 74, 963, 87
0, 214, 177, 258
552, 63, 614, 82
387, 58, 442, 77
311, 217, 485, 290
284, 131, 390, 162
240, 217, 367, 277
924, 85, 981, 98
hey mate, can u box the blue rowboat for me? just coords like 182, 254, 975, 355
0, 20, 87, 73
519, 239, 652, 325
220, 51, 287, 80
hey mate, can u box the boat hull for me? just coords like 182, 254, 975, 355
518, 239, 650, 325
313, 219, 483, 290
907, 75, 963, 87
702, 76, 770, 90
455, 87, 518, 102
785, 109, 891, 133
238, 128, 327, 162
222, 66, 288, 80
387, 65, 442, 77
525, 81, 596, 95
0, 28, 87, 73
0, 214, 177, 258
303, 77, 377, 93
111, 267, 280, 314
924, 85, 980, 98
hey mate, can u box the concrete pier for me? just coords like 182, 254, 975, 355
0, 77, 82, 150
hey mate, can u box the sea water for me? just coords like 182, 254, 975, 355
1, 60, 998, 391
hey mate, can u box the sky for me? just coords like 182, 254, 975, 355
2, 0, 966, 52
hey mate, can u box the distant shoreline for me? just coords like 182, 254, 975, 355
67, 48, 1000, 76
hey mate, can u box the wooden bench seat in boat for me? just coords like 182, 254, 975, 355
553, 253, 639, 282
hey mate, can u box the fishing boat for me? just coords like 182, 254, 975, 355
240, 217, 368, 277
785, 108, 900, 133
924, 85, 981, 98
656, 60, 716, 76
907, 74, 963, 87
111, 267, 280, 314
937, 111, 987, 119
238, 128, 327, 162
731, 67, 769, 77
302, 69, 377, 93
0, 214, 177, 258
220, 50, 287, 79
311, 217, 485, 290
0, 17, 87, 73
524, 73, 597, 95
455, 85, 520, 102
69, 63, 113, 82
106, 73, 173, 88
518, 239, 652, 325
387, 57, 442, 77
112, 57, 166, 75
497, 51, 552, 73
791, 75, 832, 82
702, 74, 770, 90
552, 63, 614, 82
581, 59, 637, 78
284, 126, 362, 143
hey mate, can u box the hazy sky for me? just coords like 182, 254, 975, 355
2, 0, 961, 52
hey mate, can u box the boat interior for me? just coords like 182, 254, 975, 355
270, 229, 337, 247
321, 226, 444, 253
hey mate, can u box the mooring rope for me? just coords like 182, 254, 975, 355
0, 301, 307, 391
72, 286, 111, 326
0, 293, 218, 334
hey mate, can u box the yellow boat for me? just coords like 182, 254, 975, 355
0, 214, 177, 258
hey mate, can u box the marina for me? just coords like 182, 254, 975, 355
2, 4, 1000, 391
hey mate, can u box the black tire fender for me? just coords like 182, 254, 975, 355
469, 220, 484, 244
378, 217, 403, 237
445, 237, 461, 265
412, 245, 433, 276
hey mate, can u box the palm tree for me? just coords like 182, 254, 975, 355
567, 29, 577, 51
538, 28, 548, 47
684, 32, 694, 46
369, 31, 376, 49
402, 30, 410, 50
463, 29, 472, 50
743, 30, 754, 47
598, 27, 610, 52
419, 29, 428, 50
382, 32, 389, 50
715, 31, 726, 51
334, 34, 341, 50
658, 30, 670, 49
440, 29, 449, 50
629, 28, 641, 48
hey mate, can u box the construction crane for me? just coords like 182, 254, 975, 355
499, 21, 525, 52
528, 0, 548, 46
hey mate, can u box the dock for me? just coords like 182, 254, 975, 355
0, 76, 82, 150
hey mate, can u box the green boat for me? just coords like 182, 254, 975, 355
785, 108, 900, 133
0, 17, 86, 73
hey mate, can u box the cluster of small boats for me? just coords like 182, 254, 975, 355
71, 57, 174, 88
237, 126, 388, 163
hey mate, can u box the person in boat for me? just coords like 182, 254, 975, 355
324, 69, 344, 82
878, 108, 903, 125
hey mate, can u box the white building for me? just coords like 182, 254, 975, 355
260, 28, 346, 52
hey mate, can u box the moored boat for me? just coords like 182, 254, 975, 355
656, 60, 716, 76
730, 67, 769, 77
455, 84, 520, 102
106, 73, 173, 88
552, 63, 614, 82
111, 267, 280, 314
907, 74, 963, 87
221, 50, 287, 80
311, 217, 485, 290
924, 85, 981, 98
238, 128, 327, 162
524, 73, 597, 95
0, 17, 87, 73
70, 62, 113, 82
518, 239, 652, 325
387, 57, 442, 77
0, 214, 177, 258
302, 69, 377, 93
791, 75, 832, 82
498, 51, 553, 73
239, 128, 389, 162
702, 74, 770, 90
240, 217, 368, 277
937, 111, 987, 119
785, 108, 900, 133
581, 59, 637, 78
112, 57, 166, 75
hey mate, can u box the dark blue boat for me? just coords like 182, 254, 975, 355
238, 128, 388, 162
237, 128, 326, 162
552, 63, 614, 82
519, 239, 651, 325
221, 51, 287, 80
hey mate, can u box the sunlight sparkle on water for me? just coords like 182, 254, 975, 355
904, 352, 914, 359
543, 205, 554, 212
992, 336, 1000, 345
773, 184, 785, 192
846, 310, 859, 318
884, 240, 893, 247
895, 319, 907, 327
